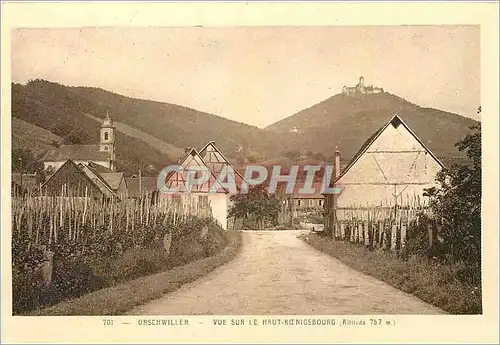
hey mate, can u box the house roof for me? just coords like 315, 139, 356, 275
125, 177, 158, 197
100, 173, 124, 190
77, 162, 112, 189
41, 159, 116, 198
199, 141, 245, 181
329, 114, 445, 189
74, 163, 116, 197
164, 147, 229, 194
43, 144, 109, 162
87, 161, 114, 173
278, 181, 326, 198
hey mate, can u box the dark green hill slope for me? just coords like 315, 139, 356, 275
265, 92, 478, 166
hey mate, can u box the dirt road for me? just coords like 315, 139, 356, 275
127, 230, 445, 315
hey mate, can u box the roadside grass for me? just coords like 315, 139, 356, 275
300, 232, 482, 315
29, 231, 242, 316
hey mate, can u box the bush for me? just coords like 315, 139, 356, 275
424, 123, 481, 265
107, 244, 167, 284
405, 216, 431, 258
11, 238, 45, 314
51, 257, 106, 302
12, 266, 45, 314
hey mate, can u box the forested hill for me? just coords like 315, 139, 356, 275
11, 79, 281, 175
12, 79, 478, 176
265, 92, 479, 166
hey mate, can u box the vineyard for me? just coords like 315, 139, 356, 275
12, 191, 226, 314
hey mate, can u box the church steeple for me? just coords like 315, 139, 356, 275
102, 110, 114, 128
99, 110, 116, 171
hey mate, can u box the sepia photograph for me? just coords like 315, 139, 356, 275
2, 2, 499, 344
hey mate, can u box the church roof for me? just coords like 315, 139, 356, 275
43, 144, 109, 162
101, 113, 114, 128
86, 161, 114, 173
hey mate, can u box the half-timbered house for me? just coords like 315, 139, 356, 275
162, 148, 230, 229
324, 114, 444, 233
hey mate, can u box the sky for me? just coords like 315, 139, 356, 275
11, 26, 480, 128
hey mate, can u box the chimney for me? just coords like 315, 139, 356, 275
334, 149, 341, 180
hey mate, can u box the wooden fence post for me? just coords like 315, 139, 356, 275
377, 220, 383, 249
391, 223, 397, 252
351, 222, 356, 243
427, 222, 434, 249
401, 210, 408, 249
364, 221, 369, 247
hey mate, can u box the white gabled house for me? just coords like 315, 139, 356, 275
163, 147, 230, 229
324, 114, 445, 230
199, 141, 246, 190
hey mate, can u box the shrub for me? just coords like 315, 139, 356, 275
424, 122, 481, 265
51, 256, 106, 302
107, 244, 167, 284
11, 237, 45, 314
12, 266, 45, 314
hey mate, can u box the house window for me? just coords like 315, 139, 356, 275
104, 146, 108, 151
298, 200, 301, 206
319, 199, 323, 206
104, 132, 109, 140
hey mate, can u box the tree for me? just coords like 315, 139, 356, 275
228, 185, 282, 229
62, 129, 90, 145
424, 110, 481, 265
12, 148, 46, 184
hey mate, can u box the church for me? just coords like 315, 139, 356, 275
42, 113, 117, 173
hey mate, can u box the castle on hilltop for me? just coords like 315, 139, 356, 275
342, 76, 384, 96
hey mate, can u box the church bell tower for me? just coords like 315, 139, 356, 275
100, 111, 116, 171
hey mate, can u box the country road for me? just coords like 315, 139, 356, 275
126, 230, 445, 315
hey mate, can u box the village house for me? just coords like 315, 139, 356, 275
11, 173, 40, 196
289, 182, 325, 213
323, 114, 444, 234
278, 181, 325, 218
162, 146, 230, 230
199, 141, 246, 191
42, 112, 116, 172
41, 159, 118, 198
